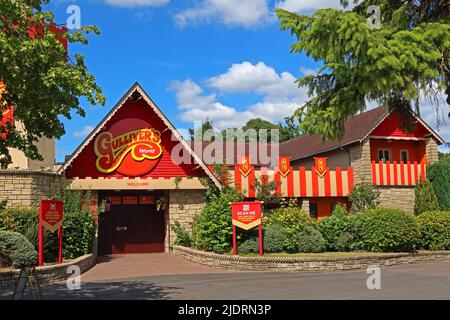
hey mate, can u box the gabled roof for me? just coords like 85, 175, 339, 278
58, 83, 221, 188
280, 106, 445, 161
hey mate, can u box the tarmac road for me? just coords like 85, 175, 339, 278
2, 259, 449, 300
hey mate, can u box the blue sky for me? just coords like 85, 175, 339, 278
47, 0, 450, 161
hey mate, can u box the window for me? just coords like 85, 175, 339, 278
400, 150, 409, 163
309, 203, 318, 219
378, 149, 391, 163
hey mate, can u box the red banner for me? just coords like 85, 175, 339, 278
278, 156, 291, 177
314, 157, 328, 178
40, 200, 64, 232
140, 196, 155, 204
237, 156, 252, 177
232, 201, 262, 230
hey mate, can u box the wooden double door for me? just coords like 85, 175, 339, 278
98, 192, 166, 255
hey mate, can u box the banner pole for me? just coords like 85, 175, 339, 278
58, 226, 63, 264
38, 202, 44, 266
260, 201, 264, 256
232, 224, 237, 256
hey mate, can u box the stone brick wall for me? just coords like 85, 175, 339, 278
166, 189, 205, 252
0, 253, 96, 288
174, 246, 450, 272
349, 139, 372, 184
377, 187, 415, 213
425, 138, 439, 164
0, 170, 61, 207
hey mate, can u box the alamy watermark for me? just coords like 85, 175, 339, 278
367, 5, 381, 30
66, 265, 81, 290
366, 265, 381, 290
66, 5, 81, 30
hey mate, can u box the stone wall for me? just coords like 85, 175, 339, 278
166, 189, 205, 252
174, 246, 450, 272
349, 139, 372, 184
425, 138, 439, 164
0, 170, 61, 207
377, 187, 415, 213
0, 253, 96, 289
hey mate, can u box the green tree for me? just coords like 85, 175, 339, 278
241, 118, 278, 142
189, 118, 217, 141
427, 160, 450, 210
414, 178, 439, 215
0, 0, 105, 166
349, 182, 380, 212
277, 1, 450, 140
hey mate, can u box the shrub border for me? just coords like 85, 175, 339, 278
173, 245, 450, 272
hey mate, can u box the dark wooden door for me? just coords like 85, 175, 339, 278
99, 203, 165, 255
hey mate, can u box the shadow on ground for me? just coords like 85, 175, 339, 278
0, 280, 181, 300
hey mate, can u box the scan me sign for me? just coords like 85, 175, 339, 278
231, 201, 263, 256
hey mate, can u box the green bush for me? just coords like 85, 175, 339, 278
238, 237, 259, 254
354, 208, 420, 252
263, 223, 285, 253
0, 231, 38, 269
172, 221, 192, 247
192, 188, 243, 253
349, 182, 380, 212
417, 211, 450, 251
427, 161, 450, 210
414, 179, 439, 215
265, 207, 314, 253
317, 209, 356, 252
297, 226, 326, 253
0, 190, 99, 261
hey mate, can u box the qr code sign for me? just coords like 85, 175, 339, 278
243, 204, 250, 211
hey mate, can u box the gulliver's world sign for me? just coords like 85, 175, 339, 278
94, 118, 163, 176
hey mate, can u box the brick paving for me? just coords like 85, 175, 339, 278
81, 253, 232, 282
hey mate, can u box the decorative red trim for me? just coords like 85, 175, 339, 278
287, 170, 294, 197
347, 167, 354, 194
413, 161, 419, 185
407, 161, 412, 186
312, 169, 319, 197
372, 161, 377, 185
386, 161, 391, 186
336, 167, 343, 197
379, 160, 384, 185
324, 167, 331, 197
299, 167, 307, 197
400, 161, 405, 186
393, 161, 398, 186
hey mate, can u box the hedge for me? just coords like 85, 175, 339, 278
265, 207, 314, 253
354, 208, 420, 252
417, 211, 450, 251
0, 231, 38, 269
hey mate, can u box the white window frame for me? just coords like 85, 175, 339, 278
378, 148, 392, 163
400, 150, 409, 163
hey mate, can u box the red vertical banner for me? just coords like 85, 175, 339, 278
372, 161, 377, 185
39, 200, 64, 266
386, 161, 391, 185
393, 161, 398, 186
347, 167, 354, 195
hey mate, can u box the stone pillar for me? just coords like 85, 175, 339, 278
349, 139, 372, 184
166, 189, 205, 252
425, 138, 439, 164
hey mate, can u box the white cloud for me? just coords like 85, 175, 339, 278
208, 61, 306, 99
73, 125, 94, 138
276, 0, 348, 13
105, 0, 169, 8
174, 0, 273, 28
170, 62, 307, 130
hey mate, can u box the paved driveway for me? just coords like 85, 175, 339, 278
81, 253, 232, 282
2, 258, 449, 300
